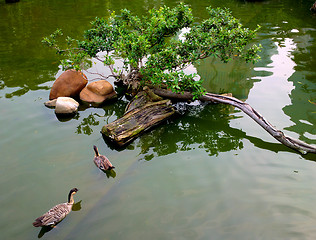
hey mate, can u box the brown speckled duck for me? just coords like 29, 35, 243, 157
33, 188, 78, 227
93, 145, 115, 171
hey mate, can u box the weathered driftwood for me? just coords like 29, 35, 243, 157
153, 88, 316, 154
101, 99, 175, 146
125, 86, 163, 113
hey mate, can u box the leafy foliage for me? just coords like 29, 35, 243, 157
42, 3, 261, 99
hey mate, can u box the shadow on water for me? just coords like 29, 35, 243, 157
103, 169, 117, 178
55, 112, 79, 122
72, 200, 82, 212
37, 226, 54, 239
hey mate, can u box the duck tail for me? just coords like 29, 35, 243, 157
32, 217, 43, 227
93, 145, 99, 156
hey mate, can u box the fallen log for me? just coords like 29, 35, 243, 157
153, 88, 316, 154
124, 86, 163, 113
101, 99, 175, 147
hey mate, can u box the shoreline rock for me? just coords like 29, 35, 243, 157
49, 69, 88, 100
80, 80, 117, 105
55, 97, 79, 115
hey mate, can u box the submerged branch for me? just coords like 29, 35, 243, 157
153, 89, 316, 154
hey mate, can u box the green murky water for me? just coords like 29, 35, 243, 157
0, 0, 316, 239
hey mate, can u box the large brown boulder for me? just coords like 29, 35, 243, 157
49, 69, 88, 100
80, 80, 116, 105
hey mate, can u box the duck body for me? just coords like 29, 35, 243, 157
93, 145, 115, 171
33, 203, 72, 227
33, 188, 78, 227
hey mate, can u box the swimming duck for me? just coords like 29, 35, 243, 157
33, 188, 78, 227
93, 145, 115, 171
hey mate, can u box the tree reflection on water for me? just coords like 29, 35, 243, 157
136, 103, 244, 160
76, 113, 100, 135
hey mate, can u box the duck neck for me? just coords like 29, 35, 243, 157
68, 193, 75, 204
93, 145, 100, 156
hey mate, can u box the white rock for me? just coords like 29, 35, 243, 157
55, 97, 79, 114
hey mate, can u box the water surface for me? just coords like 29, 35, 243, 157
0, 0, 316, 239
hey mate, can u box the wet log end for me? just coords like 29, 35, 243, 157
101, 100, 176, 146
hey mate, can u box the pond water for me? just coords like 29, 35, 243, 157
0, 0, 316, 239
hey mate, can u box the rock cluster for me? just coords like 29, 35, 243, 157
45, 70, 116, 116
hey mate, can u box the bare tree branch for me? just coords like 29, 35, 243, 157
153, 88, 316, 154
